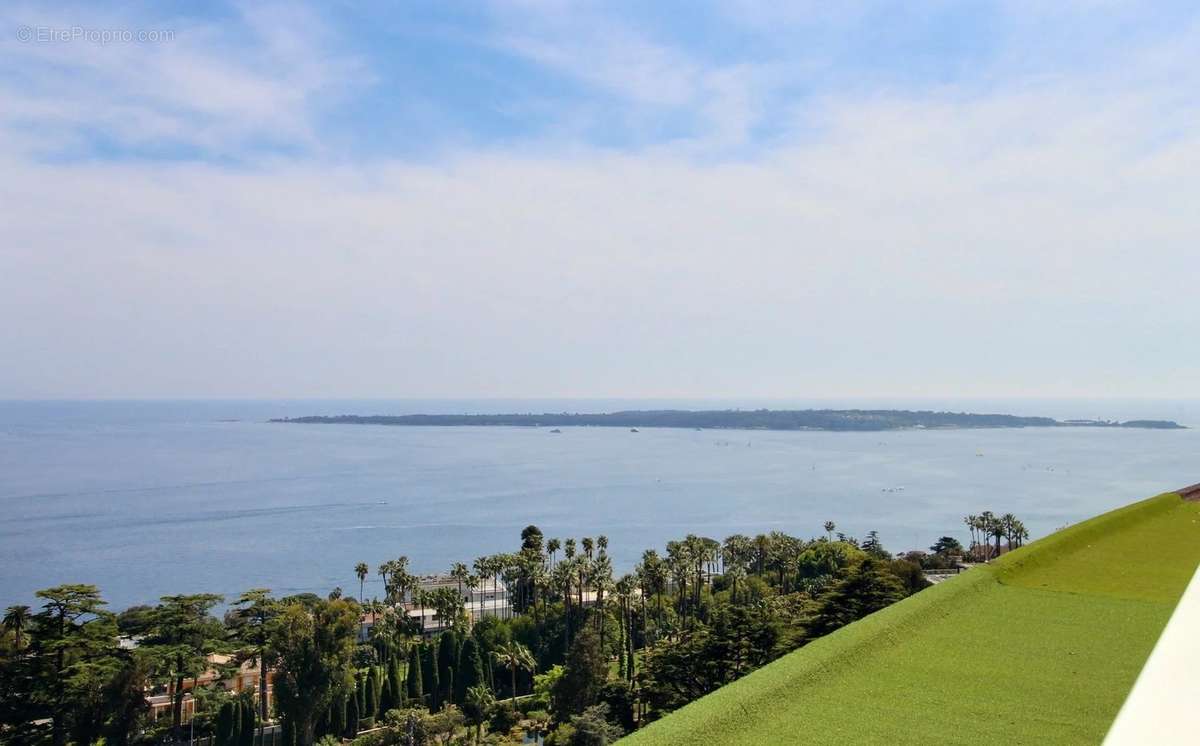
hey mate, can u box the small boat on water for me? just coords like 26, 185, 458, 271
630, 428, 639, 433
549, 428, 562, 434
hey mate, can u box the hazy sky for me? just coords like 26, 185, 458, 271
1, 1, 1197, 399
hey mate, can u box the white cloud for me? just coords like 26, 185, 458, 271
0, 2, 1197, 398
0, 2, 365, 157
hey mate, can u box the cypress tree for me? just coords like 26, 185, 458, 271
356, 671, 366, 715
372, 664, 384, 716
618, 633, 627, 681
437, 632, 457, 705
454, 637, 484, 705
380, 664, 394, 714
332, 696, 345, 739
346, 689, 360, 738
217, 700, 238, 746
364, 666, 378, 717
388, 658, 403, 712
422, 643, 441, 712
627, 615, 637, 681
406, 644, 424, 704
314, 705, 328, 740
238, 696, 256, 746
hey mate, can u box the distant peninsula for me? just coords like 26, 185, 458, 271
271, 409, 1185, 432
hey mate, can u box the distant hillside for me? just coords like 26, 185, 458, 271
271, 409, 1184, 431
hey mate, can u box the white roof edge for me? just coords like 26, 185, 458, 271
1103, 563, 1200, 744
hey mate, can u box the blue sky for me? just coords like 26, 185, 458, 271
8, 0, 1195, 161
1, 1, 1199, 398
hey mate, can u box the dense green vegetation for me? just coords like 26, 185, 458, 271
272, 409, 1184, 431
272, 410, 1180, 431
5, 504, 1008, 745
624, 491, 1200, 745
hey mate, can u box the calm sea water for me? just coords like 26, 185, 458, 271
2, 399, 1198, 610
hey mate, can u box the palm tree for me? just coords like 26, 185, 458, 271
551, 560, 574, 649
3, 604, 31, 652
1016, 521, 1030, 548
466, 573, 481, 623
722, 535, 751, 576
473, 557, 491, 617
364, 598, 385, 646
413, 588, 428, 635
614, 574, 637, 680
591, 554, 614, 644
666, 542, 690, 623
752, 534, 770, 575
489, 555, 507, 619
464, 684, 494, 743
491, 641, 535, 703
963, 515, 975, 557
378, 560, 394, 602
701, 536, 721, 581
393, 556, 413, 605
575, 554, 588, 611
597, 535, 608, 556
582, 537, 594, 560
989, 516, 1005, 559
638, 549, 666, 638
824, 521, 836, 541
451, 562, 470, 605
546, 538, 561, 569
355, 562, 369, 604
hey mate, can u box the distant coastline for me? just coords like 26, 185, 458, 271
271, 409, 1186, 431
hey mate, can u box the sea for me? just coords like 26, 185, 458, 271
2, 398, 1198, 610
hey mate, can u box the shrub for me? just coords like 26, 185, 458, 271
349, 730, 386, 746
569, 704, 624, 746
518, 694, 550, 713
544, 723, 575, 746
488, 705, 520, 734
524, 709, 551, 725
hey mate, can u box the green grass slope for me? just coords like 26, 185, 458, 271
624, 491, 1200, 745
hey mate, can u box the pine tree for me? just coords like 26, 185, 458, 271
808, 558, 905, 638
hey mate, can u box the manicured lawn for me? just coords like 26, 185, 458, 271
624, 491, 1200, 745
